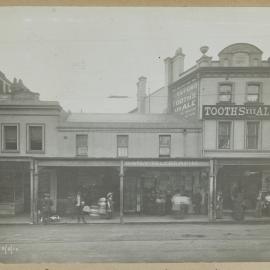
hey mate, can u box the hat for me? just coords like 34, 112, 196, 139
107, 192, 113, 197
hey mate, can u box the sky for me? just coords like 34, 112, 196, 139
0, 7, 270, 113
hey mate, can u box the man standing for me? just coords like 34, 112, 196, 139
75, 191, 86, 223
39, 193, 53, 224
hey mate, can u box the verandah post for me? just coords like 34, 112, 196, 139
119, 159, 124, 224
209, 159, 217, 222
33, 160, 39, 224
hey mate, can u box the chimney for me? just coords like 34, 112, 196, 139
137, 76, 147, 113
164, 48, 185, 86
171, 48, 185, 83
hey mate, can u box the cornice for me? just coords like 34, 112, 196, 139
169, 66, 270, 89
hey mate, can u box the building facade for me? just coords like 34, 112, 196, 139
166, 43, 270, 218
1, 42, 269, 223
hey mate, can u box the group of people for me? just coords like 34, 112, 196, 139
169, 189, 209, 218
38, 190, 114, 224
255, 191, 270, 218
75, 190, 114, 223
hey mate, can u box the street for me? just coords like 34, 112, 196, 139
0, 223, 270, 263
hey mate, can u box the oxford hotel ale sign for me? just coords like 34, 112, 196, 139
170, 81, 198, 119
203, 105, 270, 119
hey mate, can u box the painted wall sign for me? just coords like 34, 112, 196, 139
170, 81, 198, 119
203, 105, 270, 119
124, 160, 209, 167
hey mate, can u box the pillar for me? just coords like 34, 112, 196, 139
30, 160, 39, 224
30, 160, 34, 223
50, 169, 57, 212
208, 159, 217, 221
119, 160, 124, 224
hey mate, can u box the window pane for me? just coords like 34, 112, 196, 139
159, 135, 171, 156
159, 135, 171, 146
76, 135, 88, 155
159, 147, 170, 156
247, 84, 260, 102
247, 94, 259, 102
219, 94, 232, 102
247, 84, 259, 94
29, 126, 43, 150
219, 84, 232, 102
247, 122, 259, 149
220, 84, 232, 93
118, 147, 128, 157
218, 122, 231, 149
4, 126, 17, 150
117, 135, 128, 147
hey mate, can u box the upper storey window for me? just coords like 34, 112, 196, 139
76, 134, 88, 156
117, 135, 128, 157
2, 124, 19, 152
219, 83, 233, 103
159, 135, 171, 157
27, 125, 45, 152
246, 83, 260, 103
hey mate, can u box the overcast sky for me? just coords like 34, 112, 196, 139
0, 7, 270, 113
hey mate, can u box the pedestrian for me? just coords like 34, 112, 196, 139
233, 191, 245, 222
255, 191, 263, 218
75, 191, 87, 223
192, 191, 202, 214
106, 192, 114, 219
39, 193, 53, 224
216, 191, 223, 219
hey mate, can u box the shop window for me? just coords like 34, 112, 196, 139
246, 121, 259, 149
117, 135, 128, 157
159, 135, 171, 157
2, 124, 19, 152
246, 83, 260, 103
76, 134, 88, 156
27, 125, 44, 152
218, 83, 233, 103
218, 121, 231, 149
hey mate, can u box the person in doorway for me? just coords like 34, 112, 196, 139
75, 191, 87, 223
216, 191, 223, 219
233, 190, 245, 222
192, 191, 202, 214
255, 191, 263, 218
165, 190, 172, 215
39, 193, 53, 224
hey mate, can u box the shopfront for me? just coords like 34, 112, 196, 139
123, 159, 210, 218
216, 159, 270, 218
35, 159, 121, 223
0, 161, 30, 217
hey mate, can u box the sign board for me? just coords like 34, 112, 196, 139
203, 105, 270, 119
124, 160, 209, 168
170, 81, 198, 119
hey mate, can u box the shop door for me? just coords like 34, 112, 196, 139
124, 177, 137, 213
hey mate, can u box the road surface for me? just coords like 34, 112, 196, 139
0, 223, 270, 263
